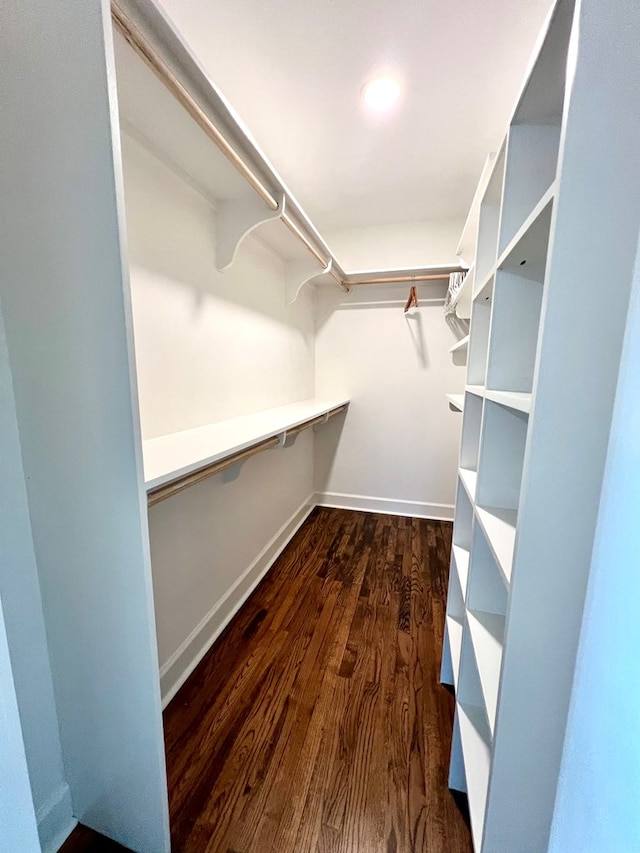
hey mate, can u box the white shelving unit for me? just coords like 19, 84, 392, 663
441, 1, 640, 849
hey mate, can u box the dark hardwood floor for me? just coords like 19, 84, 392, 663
61, 508, 471, 853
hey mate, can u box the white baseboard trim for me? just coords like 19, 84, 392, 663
37, 782, 76, 853
314, 491, 455, 521
159, 494, 316, 708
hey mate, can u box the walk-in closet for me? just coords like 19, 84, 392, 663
3, 0, 640, 851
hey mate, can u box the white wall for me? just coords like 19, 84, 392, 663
122, 133, 317, 702
549, 231, 640, 853
0, 305, 72, 853
324, 218, 462, 270
315, 279, 464, 519
123, 134, 315, 440
149, 432, 314, 702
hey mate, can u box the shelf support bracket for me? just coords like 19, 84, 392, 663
216, 194, 284, 271
285, 258, 333, 306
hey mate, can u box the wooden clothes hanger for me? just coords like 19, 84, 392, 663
404, 285, 419, 313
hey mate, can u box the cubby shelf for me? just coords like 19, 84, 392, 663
466, 385, 485, 397
473, 269, 495, 302
453, 545, 470, 598
474, 507, 517, 586
464, 386, 532, 415
458, 701, 491, 850
484, 390, 531, 414
467, 610, 505, 735
459, 467, 478, 502
497, 183, 556, 279
447, 615, 464, 687
450, 335, 470, 355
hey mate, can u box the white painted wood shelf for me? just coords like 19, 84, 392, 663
446, 394, 465, 413
484, 390, 531, 414
474, 507, 517, 586
450, 335, 470, 367
143, 398, 349, 490
467, 610, 505, 735
457, 701, 491, 850
462, 385, 532, 415
450, 335, 470, 355
466, 385, 485, 398
453, 545, 470, 599
447, 615, 464, 688
459, 467, 478, 502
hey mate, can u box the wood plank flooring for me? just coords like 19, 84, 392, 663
166, 507, 470, 853
61, 508, 471, 853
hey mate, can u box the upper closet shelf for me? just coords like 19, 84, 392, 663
112, 0, 342, 299
112, 1, 464, 302
144, 398, 349, 497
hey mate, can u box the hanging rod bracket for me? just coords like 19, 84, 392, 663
216, 194, 284, 271
285, 257, 333, 305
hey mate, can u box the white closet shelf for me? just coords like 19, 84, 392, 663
459, 467, 478, 502
458, 701, 491, 850
463, 385, 531, 415
484, 389, 532, 414
453, 545, 470, 599
497, 183, 556, 281
466, 385, 485, 398
475, 506, 518, 586
447, 614, 464, 688
473, 268, 495, 302
467, 610, 506, 736
446, 394, 465, 412
143, 398, 349, 493
450, 335, 470, 355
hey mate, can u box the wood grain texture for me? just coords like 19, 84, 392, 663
166, 507, 470, 853
62, 508, 471, 853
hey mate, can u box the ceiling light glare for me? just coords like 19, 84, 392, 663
361, 76, 401, 113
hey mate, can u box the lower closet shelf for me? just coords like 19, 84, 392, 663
143, 398, 349, 504
458, 701, 491, 850
467, 610, 505, 735
474, 506, 517, 585
459, 467, 477, 501
447, 614, 464, 687
452, 545, 470, 598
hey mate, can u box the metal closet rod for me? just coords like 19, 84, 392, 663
110, 3, 463, 293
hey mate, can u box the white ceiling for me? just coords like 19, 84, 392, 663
155, 0, 555, 233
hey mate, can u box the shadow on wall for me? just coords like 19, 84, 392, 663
122, 131, 313, 326
405, 310, 428, 368
314, 410, 349, 495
